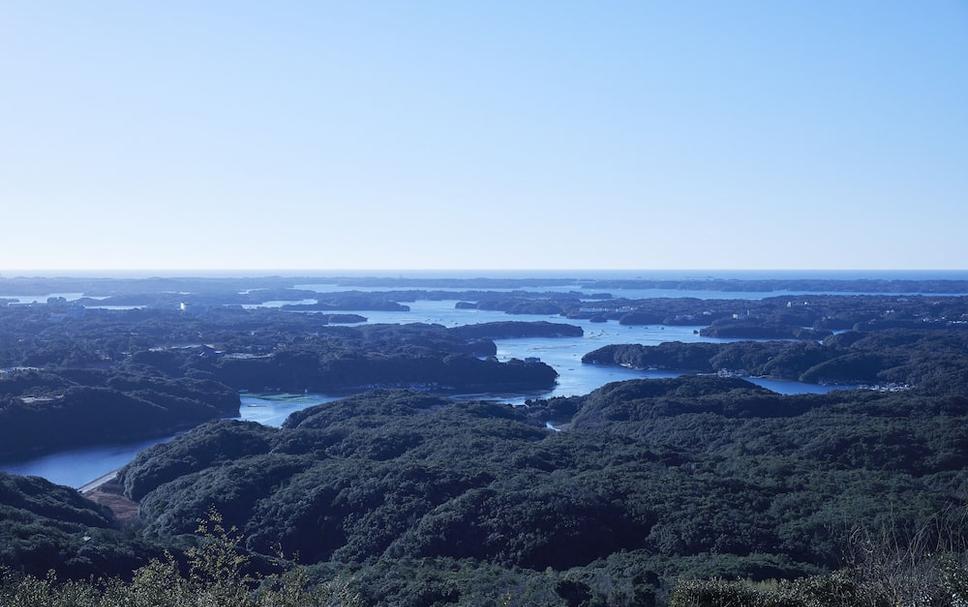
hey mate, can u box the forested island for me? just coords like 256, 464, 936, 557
0, 370, 239, 459
583, 328, 968, 393
0, 305, 566, 459
5, 274, 968, 298
4, 278, 968, 605
306, 275, 968, 294
461, 292, 968, 333
6, 273, 968, 343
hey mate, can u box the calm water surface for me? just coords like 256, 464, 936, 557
0, 298, 855, 487
0, 393, 341, 488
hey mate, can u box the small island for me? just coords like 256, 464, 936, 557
582, 328, 967, 392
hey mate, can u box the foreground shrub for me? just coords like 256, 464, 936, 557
0, 509, 363, 607
670, 573, 877, 607
670, 562, 968, 607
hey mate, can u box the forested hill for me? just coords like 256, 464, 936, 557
104, 376, 968, 604
583, 328, 968, 394
0, 307, 566, 459
0, 472, 160, 578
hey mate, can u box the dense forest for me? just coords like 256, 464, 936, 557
92, 375, 968, 603
583, 328, 968, 394
4, 280, 968, 605
0, 369, 239, 459
6, 377, 968, 603
5, 274, 968, 342
0, 305, 565, 458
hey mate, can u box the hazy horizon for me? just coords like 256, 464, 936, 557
0, 268, 968, 279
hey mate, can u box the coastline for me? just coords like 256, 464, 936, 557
78, 470, 119, 494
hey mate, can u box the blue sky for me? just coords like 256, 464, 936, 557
1, 1, 965, 270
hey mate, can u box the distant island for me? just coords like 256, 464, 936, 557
583, 328, 968, 392
4, 274, 968, 301
0, 306, 570, 459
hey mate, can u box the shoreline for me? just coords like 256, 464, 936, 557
78, 469, 119, 494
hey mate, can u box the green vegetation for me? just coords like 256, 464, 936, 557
0, 306, 562, 458
0, 509, 362, 607
448, 321, 583, 339
583, 328, 968, 394
5, 282, 968, 605
109, 376, 968, 604
697, 320, 831, 339
669, 520, 968, 607
0, 472, 158, 579
0, 371, 239, 459
6, 367, 968, 604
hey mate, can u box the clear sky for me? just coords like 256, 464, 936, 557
1, 1, 966, 271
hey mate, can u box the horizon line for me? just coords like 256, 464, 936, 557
3, 268, 968, 275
